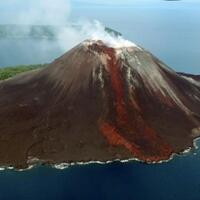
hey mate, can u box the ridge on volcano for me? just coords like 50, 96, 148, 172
0, 39, 200, 169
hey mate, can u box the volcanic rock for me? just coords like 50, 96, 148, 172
0, 40, 200, 168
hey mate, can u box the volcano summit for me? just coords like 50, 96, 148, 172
0, 40, 200, 169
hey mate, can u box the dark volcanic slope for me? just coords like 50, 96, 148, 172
0, 40, 200, 168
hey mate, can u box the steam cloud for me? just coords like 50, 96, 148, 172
1, 0, 136, 51
57, 20, 136, 50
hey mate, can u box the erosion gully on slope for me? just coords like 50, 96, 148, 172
88, 43, 173, 162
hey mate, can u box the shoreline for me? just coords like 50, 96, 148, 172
0, 138, 199, 172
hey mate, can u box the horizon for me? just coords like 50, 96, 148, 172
1, 2, 200, 200
0, 0, 199, 74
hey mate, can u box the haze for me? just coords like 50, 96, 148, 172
0, 0, 200, 73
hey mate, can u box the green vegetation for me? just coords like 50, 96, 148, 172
0, 64, 46, 81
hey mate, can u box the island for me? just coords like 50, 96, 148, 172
0, 40, 200, 170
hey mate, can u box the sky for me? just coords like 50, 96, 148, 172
0, 0, 200, 25
0, 0, 199, 73
74, 0, 199, 5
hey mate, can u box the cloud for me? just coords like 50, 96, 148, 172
57, 20, 136, 50
0, 0, 136, 52
0, 0, 70, 25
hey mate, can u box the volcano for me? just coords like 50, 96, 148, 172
0, 40, 200, 169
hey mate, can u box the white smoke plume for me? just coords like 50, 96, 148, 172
57, 20, 136, 50
4, 0, 71, 25
1, 0, 136, 51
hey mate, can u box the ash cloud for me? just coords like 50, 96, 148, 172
0, 0, 135, 52
57, 20, 136, 50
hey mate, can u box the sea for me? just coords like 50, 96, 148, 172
0, 1, 200, 200
0, 141, 200, 200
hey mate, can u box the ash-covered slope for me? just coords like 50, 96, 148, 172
0, 40, 200, 169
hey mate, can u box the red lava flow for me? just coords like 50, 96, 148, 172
89, 43, 173, 162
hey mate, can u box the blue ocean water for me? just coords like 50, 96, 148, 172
0, 38, 63, 67
0, 1, 200, 200
72, 1, 200, 74
0, 140, 200, 200
0, 1, 200, 74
